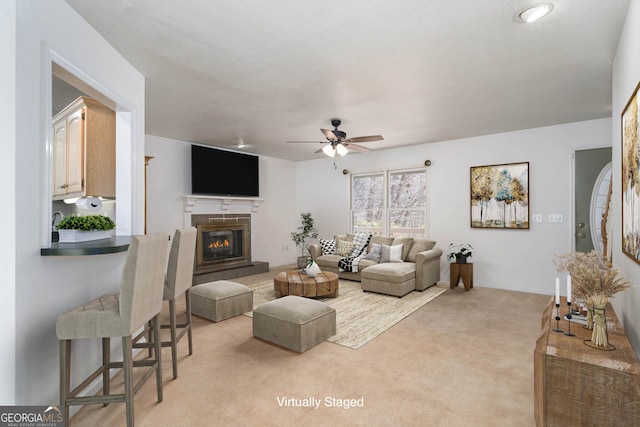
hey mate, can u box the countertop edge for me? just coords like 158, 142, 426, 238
41, 236, 131, 256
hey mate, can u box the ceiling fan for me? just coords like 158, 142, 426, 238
287, 119, 384, 157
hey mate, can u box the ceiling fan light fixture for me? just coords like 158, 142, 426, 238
336, 143, 349, 157
322, 143, 336, 157
515, 3, 553, 23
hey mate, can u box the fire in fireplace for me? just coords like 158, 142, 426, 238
202, 230, 243, 262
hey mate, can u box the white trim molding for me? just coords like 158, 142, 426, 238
183, 195, 264, 214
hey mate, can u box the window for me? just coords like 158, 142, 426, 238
351, 168, 427, 238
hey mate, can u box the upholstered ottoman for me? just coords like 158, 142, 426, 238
253, 296, 336, 353
191, 281, 253, 322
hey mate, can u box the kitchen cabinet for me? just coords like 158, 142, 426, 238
52, 96, 115, 200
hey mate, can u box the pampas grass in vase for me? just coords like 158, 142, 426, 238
554, 250, 631, 348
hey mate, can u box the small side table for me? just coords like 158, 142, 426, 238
450, 262, 473, 291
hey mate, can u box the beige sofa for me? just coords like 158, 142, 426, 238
309, 234, 442, 297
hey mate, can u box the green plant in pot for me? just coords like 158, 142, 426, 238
290, 212, 318, 269
56, 214, 115, 243
447, 243, 473, 264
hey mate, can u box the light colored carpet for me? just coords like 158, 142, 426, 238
243, 279, 446, 349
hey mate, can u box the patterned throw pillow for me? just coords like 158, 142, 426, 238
364, 243, 382, 262
349, 233, 372, 258
336, 239, 356, 257
319, 239, 336, 255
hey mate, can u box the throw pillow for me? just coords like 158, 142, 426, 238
349, 233, 372, 258
336, 239, 356, 257
392, 237, 414, 261
319, 239, 336, 255
364, 243, 382, 262
380, 244, 404, 263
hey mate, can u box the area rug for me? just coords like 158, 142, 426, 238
243, 279, 446, 349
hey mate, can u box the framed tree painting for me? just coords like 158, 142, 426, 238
470, 162, 529, 229
622, 81, 640, 264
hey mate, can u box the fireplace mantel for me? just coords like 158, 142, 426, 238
183, 195, 264, 214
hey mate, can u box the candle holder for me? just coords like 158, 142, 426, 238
552, 303, 564, 333
564, 301, 575, 337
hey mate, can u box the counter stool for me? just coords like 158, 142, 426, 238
56, 233, 169, 427
157, 227, 197, 379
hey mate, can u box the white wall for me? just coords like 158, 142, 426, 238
1, 0, 17, 405
145, 135, 300, 267
10, 0, 145, 405
297, 118, 611, 295
612, 0, 640, 356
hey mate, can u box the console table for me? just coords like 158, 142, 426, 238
534, 297, 640, 426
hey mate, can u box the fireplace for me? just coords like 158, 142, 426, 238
193, 214, 251, 274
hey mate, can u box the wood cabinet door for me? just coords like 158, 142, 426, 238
65, 108, 85, 195
52, 119, 67, 197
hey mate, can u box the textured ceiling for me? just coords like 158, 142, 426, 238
64, 0, 630, 161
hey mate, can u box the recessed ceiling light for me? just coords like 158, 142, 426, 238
514, 3, 553, 23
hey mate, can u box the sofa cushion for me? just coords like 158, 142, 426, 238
380, 244, 403, 263
315, 254, 343, 269
336, 240, 356, 256
361, 262, 416, 284
392, 237, 414, 261
406, 239, 436, 262
319, 239, 336, 255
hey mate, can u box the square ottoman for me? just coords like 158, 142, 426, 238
191, 280, 253, 322
253, 295, 336, 353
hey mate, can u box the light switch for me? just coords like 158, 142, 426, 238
548, 214, 564, 223
532, 214, 543, 223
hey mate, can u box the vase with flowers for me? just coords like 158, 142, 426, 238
554, 250, 631, 349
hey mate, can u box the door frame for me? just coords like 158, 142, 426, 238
571, 145, 613, 252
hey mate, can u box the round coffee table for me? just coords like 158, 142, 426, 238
274, 270, 339, 298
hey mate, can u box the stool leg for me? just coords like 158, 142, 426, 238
152, 315, 164, 402
122, 336, 134, 427
59, 340, 70, 427
169, 300, 178, 379
185, 289, 193, 356
102, 337, 110, 406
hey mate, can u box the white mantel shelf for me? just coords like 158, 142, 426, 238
183, 195, 264, 214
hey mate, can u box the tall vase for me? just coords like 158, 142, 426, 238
297, 256, 308, 269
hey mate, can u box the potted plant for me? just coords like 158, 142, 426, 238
290, 212, 319, 268
447, 243, 473, 264
56, 214, 115, 243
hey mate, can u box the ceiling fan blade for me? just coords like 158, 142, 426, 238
286, 141, 324, 144
321, 128, 339, 142
345, 135, 384, 143
346, 143, 371, 153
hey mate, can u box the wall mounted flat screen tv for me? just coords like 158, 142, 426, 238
191, 145, 259, 197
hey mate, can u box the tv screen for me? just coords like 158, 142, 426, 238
191, 145, 259, 197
